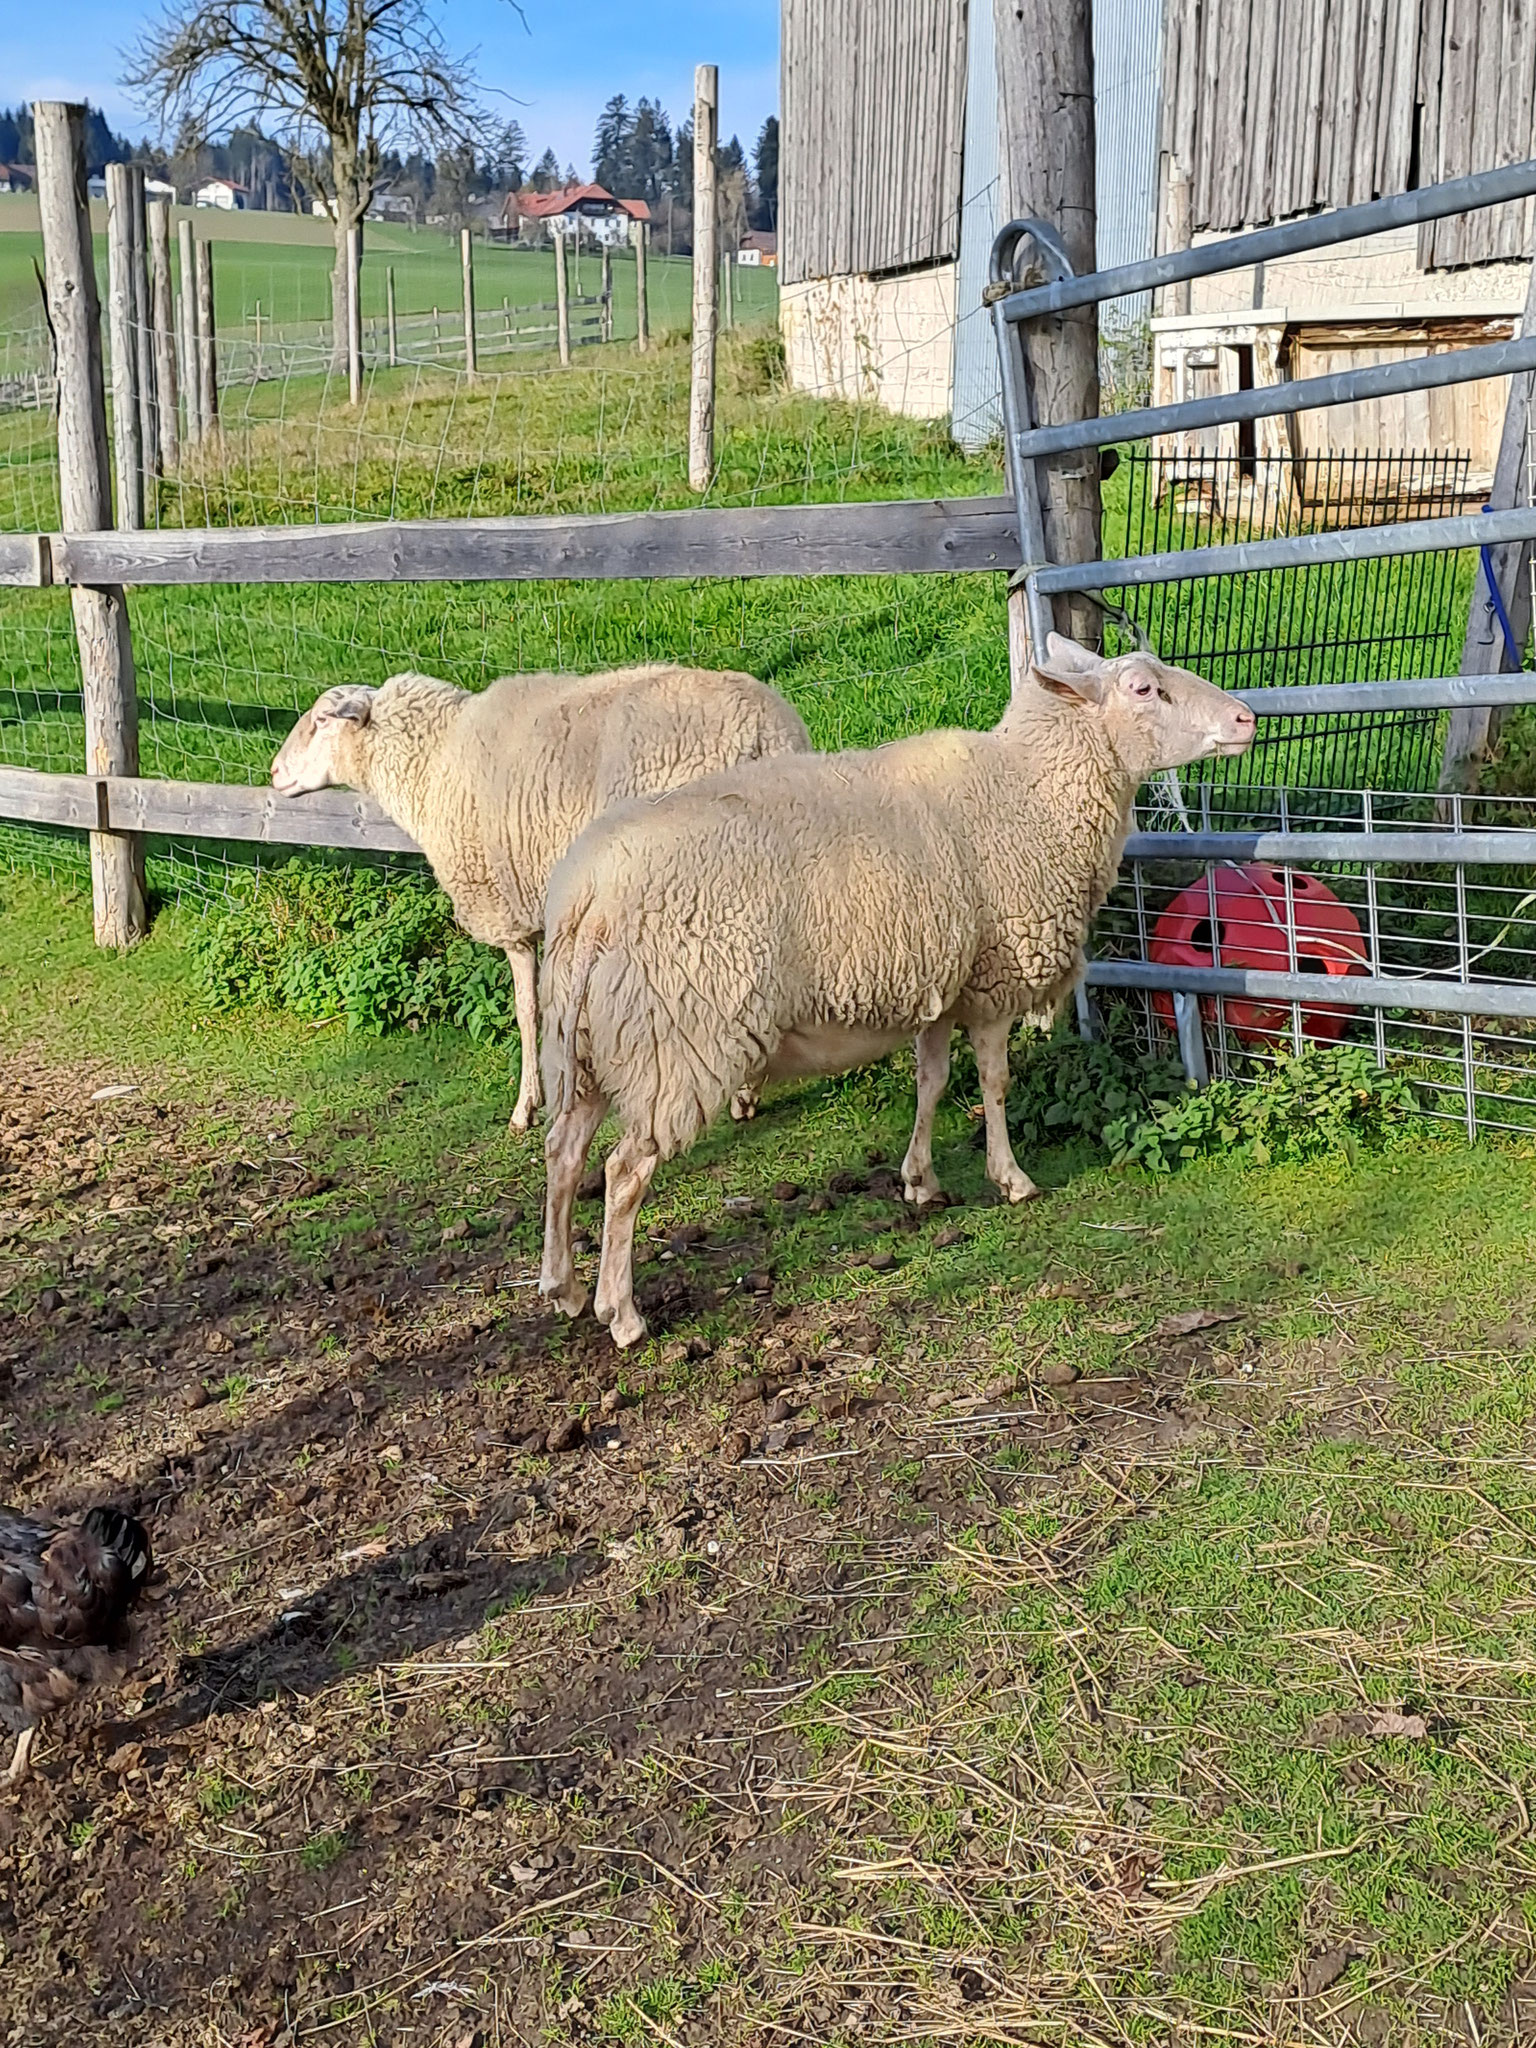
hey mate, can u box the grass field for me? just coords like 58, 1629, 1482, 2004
0, 193, 776, 345
5, 864, 1536, 2043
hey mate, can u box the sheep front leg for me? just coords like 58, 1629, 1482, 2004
540, 1090, 607, 1317
902, 1021, 953, 1205
593, 1130, 660, 1349
506, 943, 542, 1132
970, 1017, 1039, 1203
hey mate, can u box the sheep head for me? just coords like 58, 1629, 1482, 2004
1030, 635, 1255, 779
271, 685, 378, 797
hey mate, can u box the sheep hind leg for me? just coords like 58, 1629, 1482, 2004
5, 1726, 35, 1786
970, 1016, 1039, 1204
902, 1021, 953, 1205
540, 1090, 607, 1317
593, 1130, 661, 1349
507, 943, 542, 1132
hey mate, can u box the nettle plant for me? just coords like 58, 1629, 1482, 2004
1005, 1027, 1417, 1174
189, 861, 515, 1041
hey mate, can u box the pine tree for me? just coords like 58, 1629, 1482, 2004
592, 93, 630, 191
529, 146, 560, 194
753, 114, 778, 230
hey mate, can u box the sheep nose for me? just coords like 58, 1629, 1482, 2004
1231, 704, 1256, 736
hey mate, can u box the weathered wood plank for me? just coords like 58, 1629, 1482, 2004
48, 496, 1023, 587
0, 766, 421, 853
0, 535, 51, 586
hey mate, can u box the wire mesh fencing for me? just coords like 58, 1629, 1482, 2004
1102, 448, 1477, 793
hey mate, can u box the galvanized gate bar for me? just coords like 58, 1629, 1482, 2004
1121, 829, 1536, 864
1033, 503, 1536, 593
999, 157, 1536, 321
1014, 334, 1536, 459
1085, 959, 1536, 1020
1231, 676, 1536, 714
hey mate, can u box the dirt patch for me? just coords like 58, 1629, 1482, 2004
0, 1048, 1417, 2044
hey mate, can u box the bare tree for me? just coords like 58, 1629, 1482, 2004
124, 0, 495, 366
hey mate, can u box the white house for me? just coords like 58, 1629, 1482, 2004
145, 177, 176, 200
194, 178, 247, 211
737, 230, 777, 267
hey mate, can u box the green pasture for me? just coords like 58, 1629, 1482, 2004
0, 192, 775, 342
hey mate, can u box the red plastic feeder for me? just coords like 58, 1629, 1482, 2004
1149, 862, 1369, 1046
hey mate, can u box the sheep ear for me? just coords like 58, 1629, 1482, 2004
1043, 632, 1102, 674
1032, 651, 1107, 705
315, 686, 375, 728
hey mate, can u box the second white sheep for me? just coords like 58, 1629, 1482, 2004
272, 663, 811, 1127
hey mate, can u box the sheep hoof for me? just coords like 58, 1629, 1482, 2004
607, 1305, 648, 1349
730, 1090, 759, 1122
903, 1178, 943, 1207
509, 1100, 541, 1133
540, 1275, 588, 1319
998, 1173, 1041, 1205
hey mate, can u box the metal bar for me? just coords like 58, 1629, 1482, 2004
1016, 335, 1536, 458
1122, 829, 1536, 863
1036, 503, 1536, 594
1084, 960, 1536, 1020
1001, 157, 1536, 320
1232, 675, 1536, 715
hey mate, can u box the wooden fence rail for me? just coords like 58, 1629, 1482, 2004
0, 497, 1020, 589
0, 766, 419, 855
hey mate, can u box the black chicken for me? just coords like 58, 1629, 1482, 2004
0, 1506, 153, 1783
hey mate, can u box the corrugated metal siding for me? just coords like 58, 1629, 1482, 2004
951, 0, 1005, 447
781, 0, 968, 286
1095, 0, 1163, 328
1163, 0, 1536, 267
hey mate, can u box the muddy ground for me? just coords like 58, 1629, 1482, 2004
0, 1049, 1499, 2047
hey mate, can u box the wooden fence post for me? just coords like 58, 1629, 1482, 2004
461, 226, 477, 378
601, 242, 613, 341
104, 164, 143, 529
721, 246, 734, 331
554, 231, 571, 365
1440, 255, 1536, 791
688, 62, 719, 493
34, 103, 148, 948
633, 218, 649, 352
178, 217, 201, 445
386, 265, 398, 367
147, 199, 179, 470
130, 168, 157, 488
994, 0, 1101, 653
195, 236, 219, 435
346, 224, 363, 402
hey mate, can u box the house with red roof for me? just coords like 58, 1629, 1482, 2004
491, 182, 650, 248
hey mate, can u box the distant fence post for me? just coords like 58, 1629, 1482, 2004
633, 218, 649, 352
104, 164, 143, 528
178, 217, 201, 446
346, 224, 363, 402
386, 264, 398, 367
689, 62, 719, 493
195, 236, 219, 435
554, 231, 571, 365
147, 199, 178, 471
601, 242, 613, 341
34, 102, 148, 949
129, 169, 158, 490
461, 226, 477, 378
721, 246, 734, 331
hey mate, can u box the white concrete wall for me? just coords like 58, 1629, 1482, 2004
781, 267, 958, 419
1187, 223, 1528, 322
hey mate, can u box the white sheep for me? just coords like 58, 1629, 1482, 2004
537, 636, 1255, 1346
271, 663, 810, 1128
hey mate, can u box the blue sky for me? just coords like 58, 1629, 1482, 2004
6, 0, 779, 171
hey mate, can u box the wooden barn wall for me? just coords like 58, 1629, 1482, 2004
1161, 0, 1536, 267
781, 0, 968, 286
